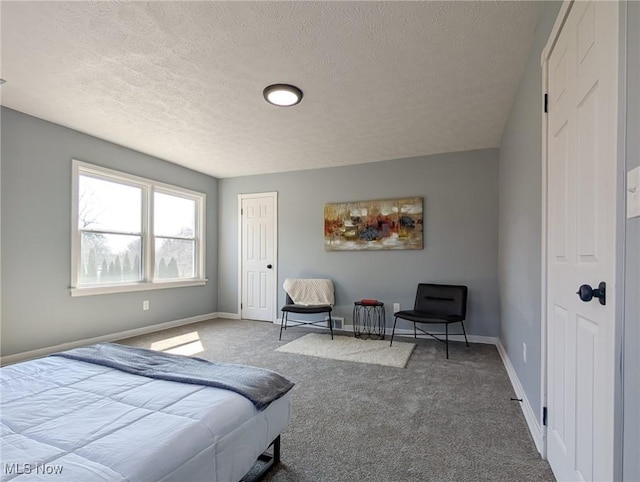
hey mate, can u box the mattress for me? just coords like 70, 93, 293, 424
1, 355, 291, 482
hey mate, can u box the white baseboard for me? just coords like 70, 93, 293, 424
1, 312, 218, 365
215, 312, 241, 320
496, 339, 544, 455
389, 327, 497, 345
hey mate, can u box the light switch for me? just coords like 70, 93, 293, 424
628, 167, 640, 219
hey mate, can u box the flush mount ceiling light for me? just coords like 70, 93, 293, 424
263, 84, 303, 107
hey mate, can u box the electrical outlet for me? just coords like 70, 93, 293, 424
523, 342, 527, 364
393, 303, 400, 313
143, 300, 150, 311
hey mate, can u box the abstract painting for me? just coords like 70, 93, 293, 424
324, 197, 423, 251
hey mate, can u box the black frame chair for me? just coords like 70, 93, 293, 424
279, 294, 334, 341
389, 283, 468, 358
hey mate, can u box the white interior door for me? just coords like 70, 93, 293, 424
545, 1, 618, 480
240, 193, 277, 322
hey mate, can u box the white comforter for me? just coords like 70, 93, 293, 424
1, 356, 291, 482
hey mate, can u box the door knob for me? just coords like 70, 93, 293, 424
267, 264, 273, 269
576, 282, 606, 305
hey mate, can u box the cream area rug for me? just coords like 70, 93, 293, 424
276, 333, 415, 368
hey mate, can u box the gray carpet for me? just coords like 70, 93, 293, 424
119, 319, 555, 482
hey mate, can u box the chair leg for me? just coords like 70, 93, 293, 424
390, 317, 398, 346
328, 313, 334, 340
445, 323, 449, 359
413, 322, 417, 339
279, 312, 286, 341
272, 435, 281, 464
460, 320, 469, 347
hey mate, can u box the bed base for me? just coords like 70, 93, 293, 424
241, 435, 281, 482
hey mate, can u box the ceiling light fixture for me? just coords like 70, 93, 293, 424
263, 84, 303, 107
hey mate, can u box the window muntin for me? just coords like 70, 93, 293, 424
72, 161, 206, 295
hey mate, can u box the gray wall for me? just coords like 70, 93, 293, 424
1, 108, 219, 356
497, 1, 561, 421
218, 149, 500, 337
623, 2, 640, 480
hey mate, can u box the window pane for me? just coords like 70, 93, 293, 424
154, 192, 195, 238
80, 233, 142, 284
155, 238, 195, 280
79, 175, 142, 233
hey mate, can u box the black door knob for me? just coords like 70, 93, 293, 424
576, 282, 606, 306
267, 264, 273, 269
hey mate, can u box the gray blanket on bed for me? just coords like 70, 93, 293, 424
52, 342, 294, 410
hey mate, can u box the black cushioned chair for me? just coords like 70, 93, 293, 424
279, 294, 333, 341
390, 283, 468, 358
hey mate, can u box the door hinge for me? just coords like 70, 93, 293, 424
241, 303, 243, 309
241, 208, 243, 215
543, 406, 548, 426
544, 93, 549, 113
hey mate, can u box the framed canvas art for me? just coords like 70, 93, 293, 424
324, 197, 423, 251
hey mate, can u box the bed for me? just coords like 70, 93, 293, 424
0, 343, 294, 482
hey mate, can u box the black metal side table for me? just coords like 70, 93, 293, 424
353, 301, 385, 340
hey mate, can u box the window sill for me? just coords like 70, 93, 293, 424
70, 279, 208, 297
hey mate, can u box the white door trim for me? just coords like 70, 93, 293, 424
540, 1, 574, 66
613, 3, 628, 479
237, 192, 278, 322
539, 33, 550, 463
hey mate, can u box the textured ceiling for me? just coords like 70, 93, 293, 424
0, 1, 542, 178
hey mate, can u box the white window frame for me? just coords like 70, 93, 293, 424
71, 160, 207, 297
